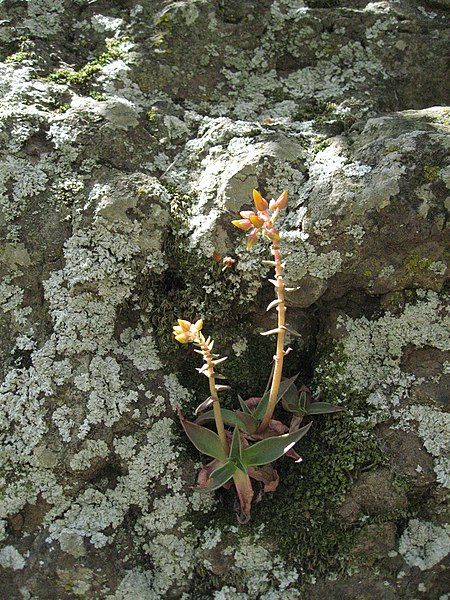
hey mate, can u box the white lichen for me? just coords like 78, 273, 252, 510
399, 519, 450, 571
0, 545, 26, 570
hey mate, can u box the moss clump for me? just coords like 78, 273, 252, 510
54, 103, 70, 113
146, 109, 159, 126
248, 344, 385, 576
404, 254, 432, 274
312, 138, 332, 154
5, 38, 35, 64
90, 91, 106, 101
47, 38, 125, 86
384, 145, 400, 154
293, 101, 337, 124
5, 51, 33, 64
423, 165, 440, 182
148, 184, 253, 363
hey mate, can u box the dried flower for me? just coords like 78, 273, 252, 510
221, 256, 236, 271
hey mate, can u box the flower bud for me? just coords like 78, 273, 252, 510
252, 189, 269, 212
265, 227, 280, 241
232, 219, 253, 231
194, 319, 203, 332
246, 229, 259, 250
173, 319, 203, 344
276, 190, 288, 209
249, 213, 264, 228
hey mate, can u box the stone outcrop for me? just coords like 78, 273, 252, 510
0, 1, 448, 598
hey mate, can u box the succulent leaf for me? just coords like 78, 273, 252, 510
178, 410, 227, 461
242, 422, 312, 466
200, 461, 236, 491
194, 396, 214, 415
196, 408, 258, 434
253, 390, 270, 421
282, 380, 299, 410
276, 374, 299, 405
306, 402, 345, 415
233, 469, 254, 524
238, 394, 252, 415
230, 427, 242, 461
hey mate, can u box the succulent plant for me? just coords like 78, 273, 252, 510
173, 190, 344, 522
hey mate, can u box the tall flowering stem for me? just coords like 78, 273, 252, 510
232, 189, 289, 432
173, 319, 228, 454
259, 238, 286, 431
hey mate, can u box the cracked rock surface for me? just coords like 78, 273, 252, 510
0, 1, 448, 598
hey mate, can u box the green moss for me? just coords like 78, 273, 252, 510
47, 38, 125, 86
146, 109, 159, 126
293, 100, 337, 123
423, 165, 440, 182
384, 145, 400, 155
5, 51, 33, 64
90, 91, 106, 101
54, 103, 71, 113
404, 254, 432, 274
312, 138, 332, 154
432, 112, 450, 127
148, 184, 252, 363
249, 344, 384, 576
5, 38, 35, 64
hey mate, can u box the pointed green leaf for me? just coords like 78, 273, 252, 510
242, 422, 312, 466
254, 375, 299, 422
284, 325, 302, 337
200, 461, 236, 491
299, 389, 309, 410
306, 402, 345, 415
196, 408, 258, 434
253, 390, 270, 421
234, 456, 248, 474
230, 427, 242, 461
277, 374, 299, 404
180, 418, 227, 461
238, 395, 252, 415
282, 380, 299, 410
264, 363, 275, 395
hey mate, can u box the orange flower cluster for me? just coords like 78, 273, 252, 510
231, 190, 287, 249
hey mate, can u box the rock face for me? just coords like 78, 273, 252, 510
0, 1, 448, 598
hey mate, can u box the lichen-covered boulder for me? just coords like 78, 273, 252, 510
0, 1, 449, 598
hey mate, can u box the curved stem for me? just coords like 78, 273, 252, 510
199, 338, 228, 454
259, 240, 286, 431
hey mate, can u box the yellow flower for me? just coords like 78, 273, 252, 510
252, 189, 269, 212
173, 319, 203, 344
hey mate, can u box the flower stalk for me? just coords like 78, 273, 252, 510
231, 189, 289, 431
259, 238, 286, 432
199, 336, 228, 453
173, 319, 228, 454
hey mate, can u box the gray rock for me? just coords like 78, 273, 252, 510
0, 0, 448, 598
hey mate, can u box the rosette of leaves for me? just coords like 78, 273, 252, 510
282, 382, 344, 418
179, 408, 311, 523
